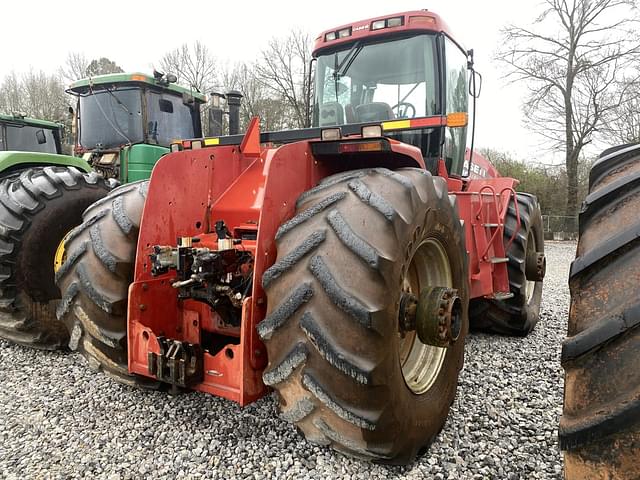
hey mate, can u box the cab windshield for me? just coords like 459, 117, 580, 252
78, 87, 199, 150
3, 124, 58, 153
79, 87, 143, 150
313, 34, 440, 127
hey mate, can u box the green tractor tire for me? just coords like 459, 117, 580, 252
0, 166, 115, 349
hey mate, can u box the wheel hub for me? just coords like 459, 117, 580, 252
398, 238, 451, 395
53, 230, 73, 273
399, 287, 461, 348
526, 251, 546, 282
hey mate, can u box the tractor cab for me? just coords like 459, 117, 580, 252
67, 72, 206, 181
0, 114, 63, 154
312, 11, 473, 177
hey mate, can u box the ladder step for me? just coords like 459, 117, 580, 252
483, 223, 500, 227
489, 257, 509, 264
494, 292, 514, 300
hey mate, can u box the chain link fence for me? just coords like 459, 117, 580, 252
542, 215, 579, 240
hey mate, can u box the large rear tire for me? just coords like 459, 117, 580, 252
259, 168, 468, 464
0, 166, 115, 350
560, 144, 640, 479
55, 181, 158, 388
470, 193, 544, 336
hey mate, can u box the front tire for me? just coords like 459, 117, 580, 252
0, 166, 115, 349
259, 168, 468, 464
55, 181, 158, 388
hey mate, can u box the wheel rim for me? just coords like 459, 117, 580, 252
53, 230, 73, 273
399, 238, 451, 395
525, 230, 536, 302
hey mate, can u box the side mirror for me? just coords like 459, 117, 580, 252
182, 92, 195, 106
35, 129, 47, 145
469, 70, 483, 99
147, 121, 159, 142
306, 57, 317, 128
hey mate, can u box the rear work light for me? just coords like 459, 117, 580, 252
325, 27, 352, 42
361, 125, 382, 138
370, 16, 405, 30
325, 31, 337, 41
386, 16, 403, 27
321, 127, 342, 141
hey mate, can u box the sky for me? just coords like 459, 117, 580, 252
1, 0, 564, 164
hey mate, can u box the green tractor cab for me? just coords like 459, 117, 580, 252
0, 114, 64, 154
0, 72, 206, 350
0, 114, 91, 173
67, 71, 206, 181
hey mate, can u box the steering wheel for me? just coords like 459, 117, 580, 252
391, 102, 416, 118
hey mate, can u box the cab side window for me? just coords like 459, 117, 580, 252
146, 92, 196, 147
443, 37, 469, 176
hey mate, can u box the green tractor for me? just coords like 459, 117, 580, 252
0, 72, 206, 350
0, 114, 68, 154
67, 71, 206, 181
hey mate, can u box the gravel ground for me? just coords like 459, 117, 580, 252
0, 241, 576, 480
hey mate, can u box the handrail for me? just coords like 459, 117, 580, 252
475, 185, 501, 260
475, 185, 520, 260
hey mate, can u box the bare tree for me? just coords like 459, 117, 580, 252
159, 41, 217, 93
22, 71, 69, 120
496, 0, 640, 229
0, 70, 69, 122
255, 29, 313, 129
606, 79, 640, 143
61, 54, 123, 83
159, 42, 217, 135
0, 72, 24, 115
61, 52, 90, 82
219, 62, 290, 132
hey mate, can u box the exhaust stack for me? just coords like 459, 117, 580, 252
208, 92, 225, 137
226, 91, 243, 136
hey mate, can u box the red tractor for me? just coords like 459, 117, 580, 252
55, 11, 545, 464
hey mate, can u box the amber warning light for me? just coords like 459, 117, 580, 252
311, 138, 391, 156
339, 141, 385, 153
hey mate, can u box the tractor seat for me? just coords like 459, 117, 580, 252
345, 104, 357, 124
355, 102, 394, 123
318, 102, 345, 126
